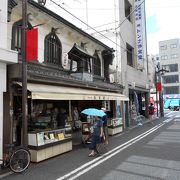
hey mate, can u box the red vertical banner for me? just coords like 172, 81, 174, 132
156, 82, 162, 92
26, 28, 38, 61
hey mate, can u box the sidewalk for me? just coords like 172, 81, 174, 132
0, 116, 163, 179
127, 115, 159, 130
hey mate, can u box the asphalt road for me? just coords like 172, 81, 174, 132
1, 110, 180, 180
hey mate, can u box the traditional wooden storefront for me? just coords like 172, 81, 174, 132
4, 0, 128, 162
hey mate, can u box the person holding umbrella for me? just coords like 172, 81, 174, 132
81, 108, 106, 157
88, 116, 104, 157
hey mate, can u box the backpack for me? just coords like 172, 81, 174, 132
149, 106, 154, 115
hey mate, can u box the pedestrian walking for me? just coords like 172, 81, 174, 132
88, 116, 103, 157
148, 103, 155, 124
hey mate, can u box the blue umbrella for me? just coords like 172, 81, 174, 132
81, 108, 106, 117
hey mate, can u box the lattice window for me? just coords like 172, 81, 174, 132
11, 19, 32, 56
44, 28, 62, 67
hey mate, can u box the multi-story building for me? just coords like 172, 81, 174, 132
80, 0, 150, 126
159, 39, 180, 95
0, 0, 18, 162
3, 0, 129, 162
119, 0, 150, 125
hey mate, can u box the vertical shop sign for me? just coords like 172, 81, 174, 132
134, 0, 144, 69
26, 28, 38, 61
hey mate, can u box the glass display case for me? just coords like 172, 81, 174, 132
28, 126, 72, 162
108, 118, 123, 135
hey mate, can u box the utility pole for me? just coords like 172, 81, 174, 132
155, 70, 159, 117
21, 0, 28, 147
156, 66, 169, 118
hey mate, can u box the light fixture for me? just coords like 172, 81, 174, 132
52, 27, 61, 34
27, 13, 33, 21
38, 0, 46, 6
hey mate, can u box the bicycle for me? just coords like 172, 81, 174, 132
0, 144, 31, 173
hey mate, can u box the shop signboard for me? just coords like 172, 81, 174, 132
134, 0, 144, 70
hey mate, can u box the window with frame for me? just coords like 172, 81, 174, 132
164, 86, 179, 94
11, 19, 32, 56
44, 28, 62, 67
126, 43, 134, 67
160, 45, 167, 50
124, 0, 132, 22
171, 54, 178, 59
170, 44, 177, 49
93, 50, 101, 76
161, 55, 168, 60
162, 64, 178, 72
163, 75, 179, 84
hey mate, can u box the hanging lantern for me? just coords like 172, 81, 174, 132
38, 0, 46, 6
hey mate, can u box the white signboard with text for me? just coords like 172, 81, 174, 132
134, 0, 144, 70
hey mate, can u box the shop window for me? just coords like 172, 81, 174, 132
116, 100, 122, 118
102, 101, 110, 111
44, 28, 62, 67
126, 43, 134, 67
11, 19, 32, 57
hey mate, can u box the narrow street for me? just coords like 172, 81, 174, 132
1, 111, 180, 180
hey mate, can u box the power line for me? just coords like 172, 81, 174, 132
115, 0, 145, 30
49, 0, 147, 62
83, 21, 119, 31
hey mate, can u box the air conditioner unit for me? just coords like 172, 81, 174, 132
146, 84, 150, 89
131, 82, 136, 89
109, 74, 115, 83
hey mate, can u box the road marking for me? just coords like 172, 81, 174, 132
165, 111, 174, 117
56, 123, 165, 180
163, 118, 173, 123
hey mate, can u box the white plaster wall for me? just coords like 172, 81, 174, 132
0, 0, 18, 163
119, 0, 149, 95
10, 3, 107, 72
0, 63, 6, 92
0, 0, 7, 48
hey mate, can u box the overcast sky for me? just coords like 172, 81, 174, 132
45, 0, 180, 55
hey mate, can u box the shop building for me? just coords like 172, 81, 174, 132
0, 0, 18, 162
119, 0, 150, 126
4, 0, 128, 162
159, 38, 180, 95
77, 0, 151, 127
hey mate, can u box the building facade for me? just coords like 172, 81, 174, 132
159, 39, 180, 95
119, 0, 150, 126
3, 0, 129, 161
0, 0, 18, 162
80, 0, 150, 126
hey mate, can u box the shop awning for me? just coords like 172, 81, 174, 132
17, 83, 129, 101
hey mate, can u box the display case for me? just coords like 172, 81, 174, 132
108, 118, 123, 135
28, 126, 72, 162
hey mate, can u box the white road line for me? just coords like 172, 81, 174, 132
175, 115, 180, 118
163, 118, 173, 123
56, 123, 164, 180
165, 111, 174, 117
